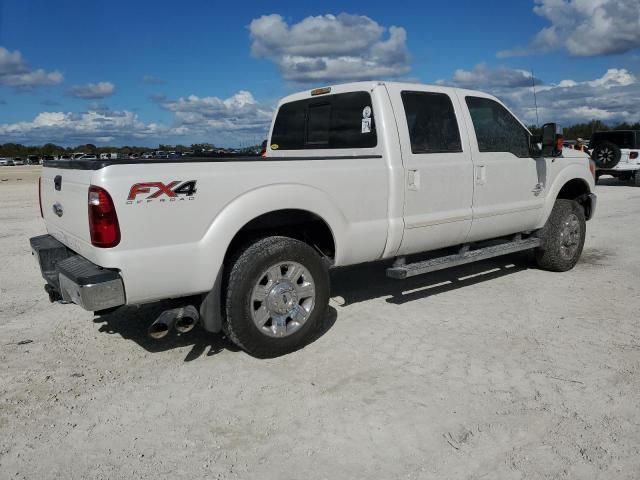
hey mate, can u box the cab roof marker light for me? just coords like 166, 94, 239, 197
311, 87, 331, 96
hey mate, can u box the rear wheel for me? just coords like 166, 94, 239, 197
223, 236, 330, 357
534, 199, 586, 272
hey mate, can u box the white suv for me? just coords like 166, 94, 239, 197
591, 130, 640, 185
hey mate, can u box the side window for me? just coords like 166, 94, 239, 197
465, 96, 530, 157
401, 91, 462, 154
271, 92, 377, 150
271, 102, 305, 149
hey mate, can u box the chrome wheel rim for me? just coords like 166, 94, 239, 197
559, 213, 581, 260
250, 261, 316, 338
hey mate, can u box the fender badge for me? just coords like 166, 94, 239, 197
271, 144, 279, 150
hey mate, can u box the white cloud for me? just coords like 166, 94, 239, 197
446, 64, 539, 89
499, 0, 640, 57
0, 109, 167, 145
0, 90, 274, 146
67, 81, 115, 99
157, 90, 273, 135
0, 46, 63, 89
444, 64, 640, 126
249, 13, 411, 82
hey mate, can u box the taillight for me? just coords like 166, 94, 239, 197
38, 177, 43, 218
88, 185, 120, 248
630, 151, 638, 160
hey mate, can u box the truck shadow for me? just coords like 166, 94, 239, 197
330, 251, 532, 307
92, 303, 337, 361
93, 252, 530, 360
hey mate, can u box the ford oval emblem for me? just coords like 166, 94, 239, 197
53, 203, 64, 217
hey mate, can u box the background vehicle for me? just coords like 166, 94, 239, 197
79, 154, 98, 160
72, 153, 86, 160
590, 130, 640, 185
13, 157, 24, 165
31, 81, 596, 357
0, 157, 11, 166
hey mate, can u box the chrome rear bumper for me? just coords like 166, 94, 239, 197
30, 234, 125, 311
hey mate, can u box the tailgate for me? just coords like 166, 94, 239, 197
41, 166, 94, 255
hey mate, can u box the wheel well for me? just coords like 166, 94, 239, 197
557, 178, 592, 217
225, 209, 336, 264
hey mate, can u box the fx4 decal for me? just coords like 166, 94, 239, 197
126, 180, 197, 204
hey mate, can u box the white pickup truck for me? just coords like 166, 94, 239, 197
31, 81, 597, 357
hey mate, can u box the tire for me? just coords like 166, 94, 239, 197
223, 236, 330, 357
534, 199, 586, 272
591, 141, 621, 169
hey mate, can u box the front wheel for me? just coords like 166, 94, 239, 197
223, 236, 330, 357
534, 199, 586, 272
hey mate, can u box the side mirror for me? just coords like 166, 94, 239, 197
529, 135, 542, 157
541, 122, 562, 157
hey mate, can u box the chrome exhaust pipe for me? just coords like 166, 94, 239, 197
174, 305, 199, 334
148, 305, 199, 339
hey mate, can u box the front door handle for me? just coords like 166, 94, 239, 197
475, 165, 486, 185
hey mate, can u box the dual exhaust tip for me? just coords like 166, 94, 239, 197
148, 305, 199, 339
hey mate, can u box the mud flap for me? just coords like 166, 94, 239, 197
199, 269, 224, 332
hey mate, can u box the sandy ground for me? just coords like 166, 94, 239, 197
1, 168, 639, 479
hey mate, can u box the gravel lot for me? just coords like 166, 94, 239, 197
1, 167, 639, 479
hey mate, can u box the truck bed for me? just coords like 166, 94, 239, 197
43, 154, 383, 170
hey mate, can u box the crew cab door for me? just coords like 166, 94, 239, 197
386, 85, 474, 255
457, 93, 545, 241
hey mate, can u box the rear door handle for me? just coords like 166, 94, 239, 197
408, 169, 420, 190
475, 165, 486, 185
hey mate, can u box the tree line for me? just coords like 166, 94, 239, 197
2, 121, 639, 158
527, 121, 640, 139
0, 142, 261, 158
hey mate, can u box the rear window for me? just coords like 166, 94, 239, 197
591, 131, 638, 149
271, 91, 377, 150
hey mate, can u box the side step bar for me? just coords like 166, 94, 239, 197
386, 237, 541, 280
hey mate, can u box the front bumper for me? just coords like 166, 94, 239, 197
30, 234, 125, 311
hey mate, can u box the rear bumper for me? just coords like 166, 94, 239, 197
30, 234, 125, 311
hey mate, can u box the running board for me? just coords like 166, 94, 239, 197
386, 237, 541, 280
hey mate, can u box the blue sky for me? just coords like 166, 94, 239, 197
1, 0, 639, 146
